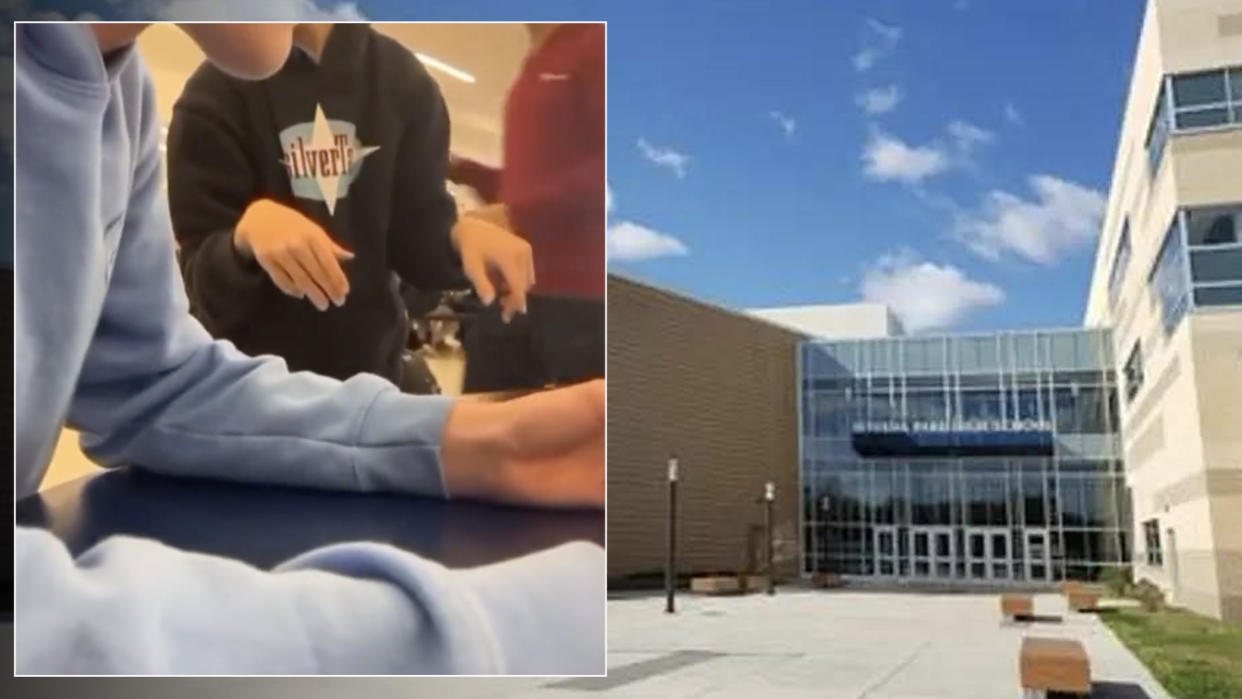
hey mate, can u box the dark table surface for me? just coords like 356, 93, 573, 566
14, 467, 604, 572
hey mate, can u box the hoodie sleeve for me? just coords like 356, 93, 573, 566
165, 65, 269, 337
67, 64, 451, 498
15, 527, 605, 674
385, 53, 470, 292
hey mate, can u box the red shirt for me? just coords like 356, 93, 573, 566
450, 24, 605, 299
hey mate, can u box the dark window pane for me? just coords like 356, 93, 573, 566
962, 390, 1003, 424
1016, 388, 1043, 423
1190, 248, 1242, 283
1081, 477, 1116, 528
1232, 68, 1242, 104
1172, 70, 1227, 107
908, 390, 947, 424
1123, 343, 1144, 403
1054, 387, 1078, 433
1062, 530, 1089, 562
1074, 387, 1108, 434
1108, 223, 1132, 306
1176, 108, 1230, 129
1092, 530, 1123, 563
1195, 285, 1242, 306
1186, 206, 1239, 246
1147, 86, 1170, 173
1022, 473, 1046, 526
1149, 221, 1190, 334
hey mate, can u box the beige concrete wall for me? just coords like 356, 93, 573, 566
1154, 0, 1242, 74
1190, 311, 1242, 620
1085, 0, 1242, 621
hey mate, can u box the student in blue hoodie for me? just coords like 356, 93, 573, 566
13, 22, 604, 675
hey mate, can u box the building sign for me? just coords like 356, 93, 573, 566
851, 418, 1054, 434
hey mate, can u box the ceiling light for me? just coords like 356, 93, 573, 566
416, 53, 476, 84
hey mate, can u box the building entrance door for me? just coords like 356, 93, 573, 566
909, 527, 954, 580
874, 525, 899, 577
965, 527, 1011, 581
1024, 529, 1051, 582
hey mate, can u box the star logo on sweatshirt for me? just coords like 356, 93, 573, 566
278, 104, 380, 215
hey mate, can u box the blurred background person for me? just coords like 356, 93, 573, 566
168, 23, 533, 394
449, 22, 605, 393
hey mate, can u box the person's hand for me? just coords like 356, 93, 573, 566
234, 198, 354, 311
451, 213, 534, 323
440, 380, 604, 509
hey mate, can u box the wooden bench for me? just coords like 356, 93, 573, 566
690, 576, 742, 595
1020, 637, 1091, 697
1062, 582, 1106, 612
739, 574, 769, 592
811, 572, 844, 588
1000, 593, 1033, 621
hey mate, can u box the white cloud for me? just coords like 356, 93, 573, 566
954, 175, 1106, 264
861, 249, 1004, 332
947, 119, 994, 153
606, 184, 614, 215
861, 130, 950, 183
637, 138, 690, 179
138, 0, 365, 20
769, 111, 796, 138
856, 85, 903, 115
853, 18, 902, 72
1004, 102, 1025, 127
608, 221, 689, 262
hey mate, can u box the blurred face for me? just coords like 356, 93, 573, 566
177, 24, 295, 80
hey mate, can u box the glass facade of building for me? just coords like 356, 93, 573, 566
800, 329, 1130, 584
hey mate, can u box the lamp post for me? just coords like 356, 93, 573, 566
665, 455, 679, 614
764, 480, 776, 596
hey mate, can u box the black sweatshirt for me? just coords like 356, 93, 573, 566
168, 24, 467, 384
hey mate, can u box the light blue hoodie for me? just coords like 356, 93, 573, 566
12, 23, 603, 675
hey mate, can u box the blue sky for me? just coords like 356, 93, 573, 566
595, 0, 1144, 333
15, 0, 1147, 333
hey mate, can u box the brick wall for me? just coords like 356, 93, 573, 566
607, 275, 805, 580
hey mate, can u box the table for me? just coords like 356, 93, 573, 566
15, 467, 604, 572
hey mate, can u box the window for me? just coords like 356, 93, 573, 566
1143, 519, 1163, 567
1195, 285, 1242, 306
1186, 205, 1239, 246
1123, 342, 1143, 404
1184, 204, 1242, 308
1146, 84, 1171, 173
1149, 219, 1190, 334
1146, 68, 1242, 174
1191, 248, 1242, 282
1108, 220, 1132, 307
1170, 67, 1242, 129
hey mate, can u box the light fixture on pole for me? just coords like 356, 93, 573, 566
665, 455, 679, 614
764, 480, 775, 596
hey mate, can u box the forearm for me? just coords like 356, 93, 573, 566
72, 325, 454, 497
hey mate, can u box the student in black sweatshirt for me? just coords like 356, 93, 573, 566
168, 23, 533, 387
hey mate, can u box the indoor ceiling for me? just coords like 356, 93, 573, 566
137, 22, 528, 165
